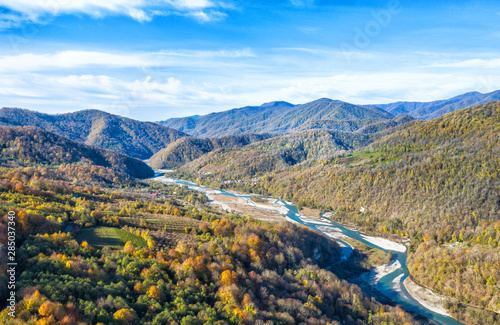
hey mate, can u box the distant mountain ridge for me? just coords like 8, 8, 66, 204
371, 90, 500, 119
159, 98, 395, 138
159, 90, 500, 138
0, 108, 188, 159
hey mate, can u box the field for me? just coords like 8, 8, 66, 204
121, 214, 206, 233
340, 151, 398, 166
75, 226, 146, 249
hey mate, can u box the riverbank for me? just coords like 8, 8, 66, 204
404, 277, 451, 317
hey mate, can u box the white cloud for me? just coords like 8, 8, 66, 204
427, 58, 500, 69
1, 69, 498, 121
1, 49, 499, 121
0, 48, 256, 72
0, 51, 149, 71
156, 48, 255, 58
0, 0, 229, 25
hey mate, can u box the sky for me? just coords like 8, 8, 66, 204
1, 0, 500, 121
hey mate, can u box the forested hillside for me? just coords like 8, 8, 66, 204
0, 126, 154, 178
0, 108, 187, 159
149, 134, 273, 169
176, 101, 500, 323
159, 98, 395, 138
0, 159, 420, 324
177, 116, 418, 181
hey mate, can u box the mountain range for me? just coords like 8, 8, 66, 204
370, 90, 500, 119
0, 108, 187, 159
175, 101, 500, 323
159, 98, 396, 138
159, 90, 500, 138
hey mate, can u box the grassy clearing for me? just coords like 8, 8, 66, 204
341, 151, 398, 166
121, 214, 205, 233
76, 226, 146, 250
343, 238, 392, 267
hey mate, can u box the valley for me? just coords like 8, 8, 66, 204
1, 95, 499, 325
150, 174, 462, 324
2, 2, 499, 324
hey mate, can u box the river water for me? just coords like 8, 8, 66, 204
154, 176, 465, 325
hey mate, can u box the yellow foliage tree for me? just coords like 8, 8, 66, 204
38, 301, 54, 317
147, 285, 163, 301
113, 308, 135, 324
147, 239, 156, 249
220, 270, 237, 287
124, 241, 135, 254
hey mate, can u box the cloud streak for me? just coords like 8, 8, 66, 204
0, 49, 256, 72
0, 0, 230, 25
427, 58, 500, 69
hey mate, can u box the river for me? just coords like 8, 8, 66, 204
152, 175, 465, 325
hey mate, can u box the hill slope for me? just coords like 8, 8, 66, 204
159, 99, 394, 138
373, 90, 500, 119
0, 125, 154, 178
0, 108, 188, 159
175, 115, 416, 177
149, 133, 273, 169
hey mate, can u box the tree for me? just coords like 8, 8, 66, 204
38, 301, 54, 317
124, 241, 136, 254
147, 286, 163, 301
113, 308, 135, 324
147, 239, 156, 249
220, 270, 237, 287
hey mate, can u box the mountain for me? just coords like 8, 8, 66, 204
178, 129, 387, 180
373, 90, 500, 119
158, 114, 414, 172
159, 101, 296, 138
159, 99, 394, 138
0, 125, 154, 178
148, 133, 273, 169
0, 108, 188, 159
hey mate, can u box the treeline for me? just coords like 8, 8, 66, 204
408, 241, 500, 324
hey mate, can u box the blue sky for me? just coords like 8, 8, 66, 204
0, 0, 500, 121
